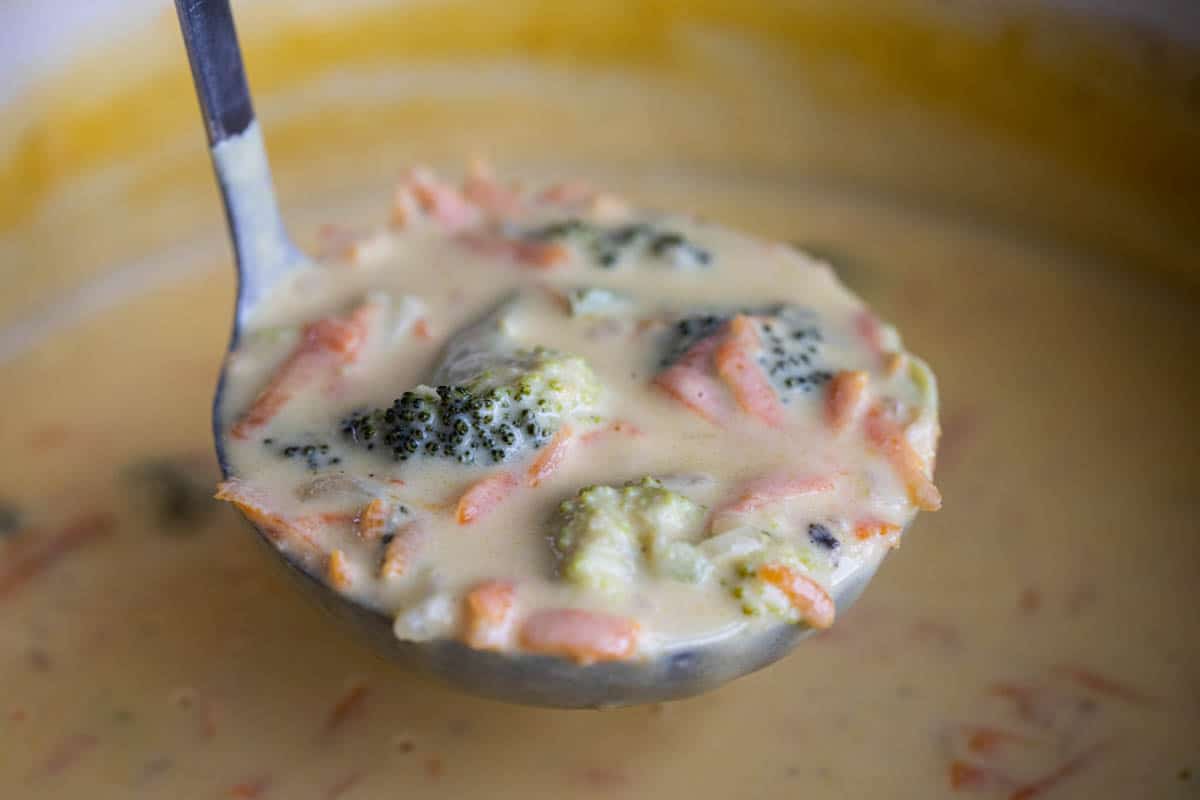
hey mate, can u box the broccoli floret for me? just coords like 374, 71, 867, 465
553, 477, 711, 592
522, 218, 712, 270
341, 348, 599, 466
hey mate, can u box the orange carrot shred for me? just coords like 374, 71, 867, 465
527, 425, 574, 487
518, 609, 641, 665
756, 563, 836, 629
379, 522, 428, 580
215, 480, 323, 564
714, 315, 786, 427
412, 318, 432, 340
948, 760, 993, 790
719, 473, 837, 516
1008, 742, 1106, 800
653, 335, 731, 425
323, 683, 369, 737
230, 303, 374, 440
825, 370, 869, 432
455, 473, 518, 525
461, 580, 517, 651
855, 518, 902, 541
327, 550, 352, 591
1052, 664, 1154, 705
229, 776, 271, 798
355, 498, 391, 541
0, 512, 115, 601
865, 404, 942, 511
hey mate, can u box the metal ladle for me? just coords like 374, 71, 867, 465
175, 0, 889, 708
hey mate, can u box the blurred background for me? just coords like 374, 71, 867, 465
0, 2, 1197, 798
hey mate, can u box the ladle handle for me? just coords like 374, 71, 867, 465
174, 0, 255, 144
173, 0, 303, 323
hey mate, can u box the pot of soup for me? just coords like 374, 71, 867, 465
1, 0, 1196, 797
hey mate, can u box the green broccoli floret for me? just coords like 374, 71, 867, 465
340, 348, 600, 466
699, 528, 822, 622
553, 477, 711, 593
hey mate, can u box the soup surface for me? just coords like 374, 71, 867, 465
0, 170, 1196, 798
214, 162, 940, 666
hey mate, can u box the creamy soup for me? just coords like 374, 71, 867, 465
0, 172, 1196, 798
214, 164, 940, 666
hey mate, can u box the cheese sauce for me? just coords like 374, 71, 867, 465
214, 166, 940, 662
0, 174, 1196, 798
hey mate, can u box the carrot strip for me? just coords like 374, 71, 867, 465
825, 370, 869, 432
714, 315, 786, 427
462, 159, 522, 215
962, 726, 1032, 756
518, 609, 641, 665
865, 404, 942, 511
406, 168, 478, 229
323, 683, 369, 737
855, 518, 902, 541
854, 309, 886, 358
653, 335, 731, 425
355, 498, 391, 541
230, 303, 374, 440
461, 580, 517, 651
455, 473, 518, 525
717, 473, 837, 516
1052, 665, 1154, 705
215, 480, 323, 563
0, 512, 115, 600
327, 550, 352, 591
579, 420, 644, 444
948, 759, 1012, 791
412, 318, 432, 340
1009, 742, 1106, 800
527, 425, 574, 487
457, 232, 569, 269
379, 521, 428, 580
756, 563, 836, 629
229, 775, 271, 798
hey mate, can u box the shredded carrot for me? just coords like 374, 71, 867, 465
229, 775, 271, 798
455, 473, 518, 525
714, 315, 786, 427
883, 351, 908, 377
316, 224, 361, 264
412, 318, 432, 340
379, 522, 428, 580
323, 683, 369, 737
717, 473, 837, 516
457, 231, 570, 269
316, 511, 357, 526
1052, 665, 1154, 705
855, 518, 902, 541
652, 335, 731, 425
327, 550, 352, 591
854, 309, 887, 358
948, 759, 997, 790
355, 498, 391, 541
461, 580, 517, 651
462, 159, 522, 215
756, 563, 836, 629
1009, 742, 1106, 800
527, 425, 574, 487
864, 404, 942, 511
0, 512, 115, 600
406, 168, 477, 229
825, 370, 870, 432
230, 303, 374, 440
215, 480, 323, 564
962, 726, 1031, 756
579, 420, 644, 444
518, 608, 641, 665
